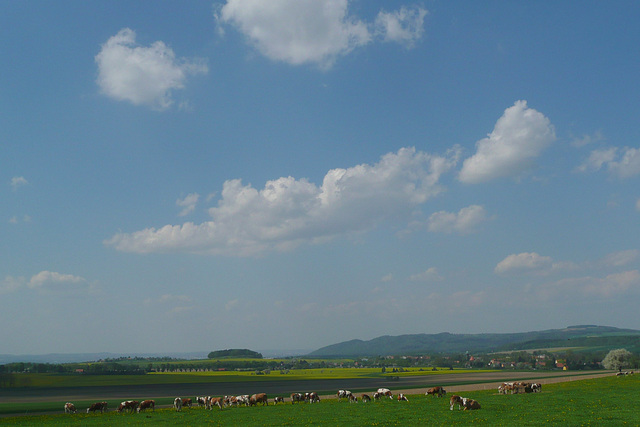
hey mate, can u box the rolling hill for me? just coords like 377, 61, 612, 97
308, 325, 640, 357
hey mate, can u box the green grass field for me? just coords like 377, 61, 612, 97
2, 374, 637, 425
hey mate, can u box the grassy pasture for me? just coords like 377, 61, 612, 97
2, 374, 637, 425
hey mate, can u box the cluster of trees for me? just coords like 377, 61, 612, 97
207, 349, 263, 359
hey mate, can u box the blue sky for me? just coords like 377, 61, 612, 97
2, 0, 640, 355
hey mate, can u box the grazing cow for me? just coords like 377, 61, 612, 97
137, 400, 155, 413
337, 390, 353, 401
361, 394, 371, 403
425, 386, 446, 397
373, 392, 382, 401
397, 393, 409, 402
348, 394, 358, 403
291, 392, 304, 403
531, 383, 542, 393
87, 401, 108, 413
64, 402, 77, 414
208, 397, 223, 410
274, 396, 285, 404
174, 397, 182, 412
377, 388, 393, 399
181, 398, 192, 408
251, 393, 268, 406
307, 392, 320, 403
117, 400, 138, 413
196, 396, 207, 407
450, 395, 463, 411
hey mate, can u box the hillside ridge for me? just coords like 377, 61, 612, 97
308, 325, 640, 357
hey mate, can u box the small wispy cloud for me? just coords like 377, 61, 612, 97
408, 267, 442, 282
10, 176, 28, 191
576, 147, 640, 178
177, 193, 200, 216
427, 205, 490, 234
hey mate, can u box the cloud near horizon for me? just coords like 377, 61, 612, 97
1, 271, 90, 295
106, 147, 460, 256
458, 100, 556, 183
216, 0, 427, 68
95, 28, 208, 110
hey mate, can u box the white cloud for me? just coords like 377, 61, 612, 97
577, 147, 640, 178
554, 270, 640, 298
375, 5, 428, 48
177, 193, 200, 217
106, 146, 460, 256
216, 0, 427, 68
495, 252, 554, 274
408, 267, 442, 282
2, 271, 90, 294
380, 274, 394, 282
575, 147, 617, 173
570, 130, 604, 148
427, 205, 490, 234
28, 271, 87, 290
95, 28, 208, 110
601, 250, 639, 268
10, 176, 28, 191
459, 100, 556, 183
217, 0, 370, 68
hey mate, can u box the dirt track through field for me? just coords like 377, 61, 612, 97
0, 371, 615, 416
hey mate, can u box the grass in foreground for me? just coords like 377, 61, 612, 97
2, 374, 637, 426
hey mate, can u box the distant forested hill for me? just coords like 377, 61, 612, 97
308, 325, 640, 357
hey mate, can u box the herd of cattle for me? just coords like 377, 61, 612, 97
62, 382, 548, 415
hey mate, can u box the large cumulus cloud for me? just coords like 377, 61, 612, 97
106, 147, 460, 256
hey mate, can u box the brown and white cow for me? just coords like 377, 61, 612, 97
308, 392, 320, 403
181, 398, 192, 408
116, 400, 138, 413
397, 393, 409, 402
250, 393, 268, 406
361, 394, 371, 403
462, 397, 481, 410
373, 392, 382, 400
64, 402, 77, 414
208, 397, 224, 410
348, 393, 358, 403
87, 401, 108, 413
450, 395, 463, 410
196, 396, 207, 407
291, 392, 304, 403
377, 388, 393, 399
137, 400, 155, 412
174, 397, 182, 412
274, 396, 285, 404
425, 386, 446, 397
